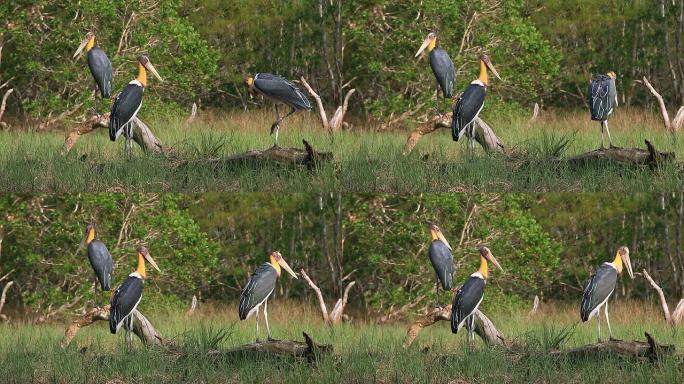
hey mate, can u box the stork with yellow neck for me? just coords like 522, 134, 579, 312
428, 223, 454, 306
451, 54, 501, 158
581, 246, 633, 341
73, 31, 113, 113
239, 251, 298, 341
76, 223, 113, 305
451, 246, 503, 349
109, 55, 163, 157
109, 246, 161, 349
415, 32, 456, 114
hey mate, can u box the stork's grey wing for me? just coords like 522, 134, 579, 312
253, 73, 312, 110
428, 240, 454, 290
429, 48, 455, 98
109, 276, 144, 334
608, 79, 618, 108
588, 75, 614, 121
580, 264, 617, 321
451, 276, 486, 333
87, 47, 113, 98
109, 83, 144, 141
452, 84, 486, 141
87, 240, 113, 291
239, 263, 277, 320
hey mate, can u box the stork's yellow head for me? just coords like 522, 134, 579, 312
429, 223, 452, 250
269, 251, 298, 279
614, 246, 633, 279
244, 76, 255, 98
607, 71, 617, 80
73, 31, 95, 59
415, 32, 438, 58
85, 223, 96, 245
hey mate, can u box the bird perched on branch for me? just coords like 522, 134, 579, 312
415, 32, 456, 115
588, 72, 618, 148
244, 73, 312, 146
581, 246, 633, 342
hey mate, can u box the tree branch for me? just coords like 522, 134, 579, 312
300, 269, 330, 324
640, 77, 673, 131
642, 269, 672, 324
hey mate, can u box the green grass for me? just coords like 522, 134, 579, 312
0, 301, 682, 383
0, 109, 682, 192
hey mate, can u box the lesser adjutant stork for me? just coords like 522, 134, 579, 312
73, 31, 112, 112
581, 246, 633, 341
588, 72, 618, 148
415, 32, 455, 114
109, 246, 160, 349
239, 251, 298, 341
77, 223, 113, 304
452, 54, 501, 157
244, 73, 312, 146
109, 55, 163, 156
451, 246, 503, 349
428, 223, 454, 306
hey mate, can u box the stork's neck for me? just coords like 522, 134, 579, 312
427, 38, 437, 53
86, 227, 95, 245
478, 60, 489, 86
431, 229, 439, 241
86, 37, 95, 52
136, 253, 146, 279
136, 63, 147, 87
612, 251, 623, 273
270, 255, 282, 277
478, 255, 489, 279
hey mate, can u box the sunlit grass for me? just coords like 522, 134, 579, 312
0, 108, 681, 192
0, 300, 681, 383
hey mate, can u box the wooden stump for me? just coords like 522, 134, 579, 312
61, 305, 169, 348
566, 140, 674, 168
550, 333, 675, 361
212, 332, 332, 363
217, 140, 332, 169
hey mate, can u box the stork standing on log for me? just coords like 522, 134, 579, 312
588, 72, 618, 148
451, 246, 503, 350
73, 31, 112, 113
452, 54, 501, 158
244, 73, 312, 146
76, 223, 113, 305
415, 32, 455, 115
428, 223, 454, 306
110, 246, 160, 350
239, 251, 298, 341
581, 246, 634, 342
109, 55, 163, 157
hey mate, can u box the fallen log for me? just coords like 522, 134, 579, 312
565, 140, 674, 168
218, 140, 332, 169
213, 332, 332, 363
404, 113, 506, 155
550, 332, 675, 361
61, 305, 169, 348
62, 113, 170, 155
403, 304, 512, 348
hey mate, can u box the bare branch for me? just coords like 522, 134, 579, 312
0, 281, 14, 318
672, 106, 684, 131
0, 88, 13, 126
640, 77, 673, 131
300, 77, 329, 131
528, 295, 540, 317
330, 281, 355, 324
300, 269, 330, 324
185, 295, 198, 317
642, 269, 672, 324
672, 299, 684, 325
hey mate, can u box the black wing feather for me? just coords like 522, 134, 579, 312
239, 263, 277, 320
109, 84, 144, 141
87, 240, 113, 291
87, 47, 113, 98
253, 73, 312, 110
429, 48, 455, 98
580, 264, 618, 321
588, 74, 616, 121
428, 240, 454, 290
452, 84, 486, 141
109, 276, 144, 334
451, 276, 486, 333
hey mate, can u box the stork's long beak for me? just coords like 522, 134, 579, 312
437, 231, 452, 251
486, 251, 504, 272
415, 36, 433, 58
73, 38, 89, 59
278, 257, 299, 279
621, 252, 634, 279
144, 61, 164, 82
485, 61, 502, 80
143, 251, 161, 272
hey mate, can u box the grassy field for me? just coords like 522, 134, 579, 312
0, 108, 681, 192
0, 301, 682, 383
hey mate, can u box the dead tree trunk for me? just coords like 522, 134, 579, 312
213, 140, 332, 169
642, 269, 684, 325
403, 114, 506, 155
639, 76, 684, 132
300, 269, 355, 325
403, 304, 512, 348
565, 140, 674, 168
213, 332, 332, 363
62, 113, 169, 155
550, 333, 675, 361
300, 77, 355, 133
0, 280, 13, 322
61, 305, 168, 348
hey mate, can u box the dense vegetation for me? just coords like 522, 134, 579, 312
1, 1, 682, 125
1, 193, 682, 319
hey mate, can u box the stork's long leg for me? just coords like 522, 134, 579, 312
466, 315, 475, 352
604, 121, 613, 147
255, 306, 261, 342
434, 81, 441, 116
125, 315, 133, 352
264, 300, 272, 340
596, 310, 602, 342
92, 275, 98, 307
600, 121, 605, 149
434, 279, 440, 307
270, 105, 282, 146
604, 302, 613, 340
